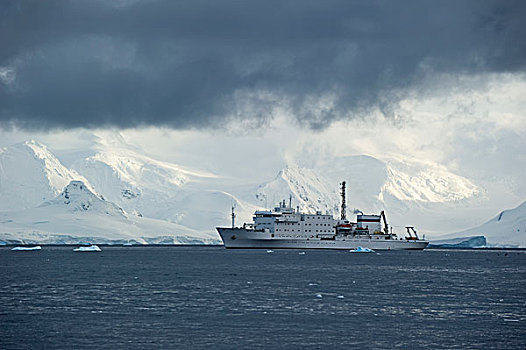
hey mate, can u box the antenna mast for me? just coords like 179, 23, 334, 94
231, 205, 236, 228
340, 181, 347, 221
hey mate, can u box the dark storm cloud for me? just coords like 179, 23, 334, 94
0, 0, 525, 130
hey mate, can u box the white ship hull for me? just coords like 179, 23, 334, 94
217, 228, 429, 250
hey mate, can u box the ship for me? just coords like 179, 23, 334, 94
217, 182, 429, 250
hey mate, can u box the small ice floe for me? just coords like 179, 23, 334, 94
11, 246, 42, 251
73, 245, 102, 252
308, 283, 318, 286
316, 293, 323, 298
298, 252, 306, 255
337, 295, 345, 299
349, 246, 375, 253
266, 250, 274, 253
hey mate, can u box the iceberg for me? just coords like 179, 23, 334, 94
11, 246, 42, 251
349, 246, 374, 253
429, 236, 487, 248
73, 245, 102, 252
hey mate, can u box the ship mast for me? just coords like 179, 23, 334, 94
340, 181, 346, 221
231, 205, 236, 228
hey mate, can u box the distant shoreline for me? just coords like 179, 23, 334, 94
1, 244, 525, 251
0, 243, 224, 247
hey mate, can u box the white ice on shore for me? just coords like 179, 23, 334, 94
11, 246, 42, 251
349, 246, 374, 253
73, 245, 101, 252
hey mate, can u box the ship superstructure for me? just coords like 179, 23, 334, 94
217, 182, 429, 250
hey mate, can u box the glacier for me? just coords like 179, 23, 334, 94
435, 201, 526, 247
429, 236, 487, 248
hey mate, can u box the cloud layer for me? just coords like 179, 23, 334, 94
1, 0, 525, 129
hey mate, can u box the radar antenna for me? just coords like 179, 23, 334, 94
340, 181, 347, 221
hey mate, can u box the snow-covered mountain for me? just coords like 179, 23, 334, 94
43, 180, 126, 217
255, 156, 486, 235
380, 157, 481, 203
256, 166, 339, 214
0, 181, 220, 245
0, 137, 255, 244
0, 137, 522, 246
70, 134, 257, 230
0, 140, 90, 211
258, 156, 481, 208
439, 201, 526, 247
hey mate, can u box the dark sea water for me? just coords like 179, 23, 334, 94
1, 247, 525, 349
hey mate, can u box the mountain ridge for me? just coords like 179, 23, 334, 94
0, 138, 523, 246
0, 179, 219, 245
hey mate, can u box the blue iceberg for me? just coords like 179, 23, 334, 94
349, 246, 375, 253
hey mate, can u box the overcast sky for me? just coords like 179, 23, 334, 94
1, 0, 525, 129
0, 0, 525, 219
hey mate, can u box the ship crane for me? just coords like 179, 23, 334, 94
380, 210, 389, 235
405, 226, 419, 240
